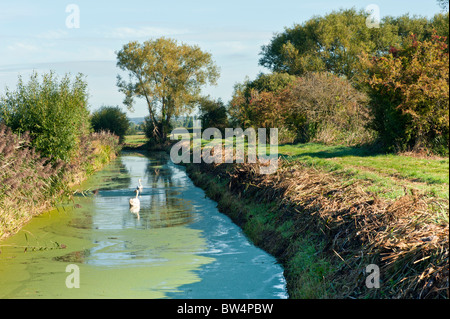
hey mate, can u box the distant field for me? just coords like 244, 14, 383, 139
124, 134, 148, 148
278, 143, 449, 201
127, 134, 449, 202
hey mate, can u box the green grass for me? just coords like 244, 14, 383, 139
278, 143, 449, 200
185, 137, 449, 200
123, 134, 148, 148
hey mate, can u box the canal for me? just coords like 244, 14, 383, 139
0, 151, 287, 299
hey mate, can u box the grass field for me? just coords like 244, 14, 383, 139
125, 133, 449, 202
278, 143, 449, 201
123, 134, 148, 149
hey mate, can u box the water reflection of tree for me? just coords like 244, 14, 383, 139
138, 153, 193, 229
101, 158, 131, 191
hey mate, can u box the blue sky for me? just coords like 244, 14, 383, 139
0, 0, 445, 117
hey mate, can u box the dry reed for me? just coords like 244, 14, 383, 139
194, 154, 449, 298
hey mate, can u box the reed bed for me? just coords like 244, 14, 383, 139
0, 124, 120, 240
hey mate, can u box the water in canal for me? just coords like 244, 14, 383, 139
0, 152, 287, 299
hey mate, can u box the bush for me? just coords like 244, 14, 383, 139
0, 124, 66, 239
229, 72, 296, 129
0, 123, 120, 239
229, 72, 374, 146
361, 33, 449, 154
288, 72, 374, 145
0, 71, 90, 162
91, 106, 130, 143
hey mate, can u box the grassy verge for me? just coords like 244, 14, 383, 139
184, 141, 449, 299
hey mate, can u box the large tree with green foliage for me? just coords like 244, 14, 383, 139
116, 37, 220, 143
259, 8, 449, 79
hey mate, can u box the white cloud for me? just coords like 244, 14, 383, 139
6, 42, 40, 52
215, 41, 248, 54
36, 29, 68, 40
105, 26, 189, 39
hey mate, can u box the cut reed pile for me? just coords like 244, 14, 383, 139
192, 157, 449, 298
0, 124, 120, 240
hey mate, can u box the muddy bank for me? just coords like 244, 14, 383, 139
184, 160, 448, 299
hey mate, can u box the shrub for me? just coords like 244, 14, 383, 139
361, 33, 449, 154
229, 72, 296, 130
91, 106, 130, 143
230, 72, 374, 146
198, 97, 229, 134
0, 71, 91, 162
142, 116, 173, 146
0, 123, 120, 239
288, 72, 374, 145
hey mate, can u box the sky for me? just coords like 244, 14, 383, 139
0, 0, 445, 118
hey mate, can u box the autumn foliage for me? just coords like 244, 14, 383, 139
230, 72, 373, 145
361, 33, 449, 154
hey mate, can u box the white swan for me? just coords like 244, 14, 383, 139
130, 205, 140, 220
129, 189, 140, 208
137, 179, 143, 192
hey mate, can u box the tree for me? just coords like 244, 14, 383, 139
91, 106, 130, 143
198, 97, 229, 134
259, 8, 448, 79
437, 0, 449, 11
259, 8, 398, 78
116, 37, 220, 143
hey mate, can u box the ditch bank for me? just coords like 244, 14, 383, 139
0, 126, 120, 241
185, 159, 448, 299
